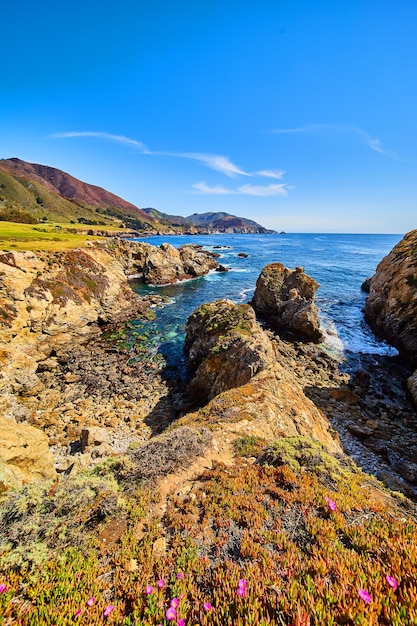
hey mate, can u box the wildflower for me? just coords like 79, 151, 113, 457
170, 597, 180, 609
358, 589, 371, 603
75, 609, 82, 617
145, 585, 153, 595
325, 497, 337, 512
238, 579, 248, 589
104, 605, 115, 617
177, 572, 183, 579
203, 601, 213, 611
157, 579, 165, 589
237, 587, 247, 597
165, 607, 177, 620
386, 575, 398, 590
0, 584, 9, 593
178, 620, 185, 626
87, 597, 95, 606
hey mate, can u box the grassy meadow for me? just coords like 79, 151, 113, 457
0, 221, 127, 251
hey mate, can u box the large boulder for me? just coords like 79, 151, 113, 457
0, 417, 56, 491
185, 300, 276, 404
364, 229, 417, 368
183, 300, 341, 454
251, 263, 323, 343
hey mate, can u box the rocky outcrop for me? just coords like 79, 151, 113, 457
408, 371, 417, 408
0, 240, 219, 396
251, 263, 323, 342
183, 300, 341, 453
0, 417, 56, 490
364, 230, 417, 368
185, 300, 276, 403
111, 240, 219, 284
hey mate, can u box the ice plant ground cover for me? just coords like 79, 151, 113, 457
0, 438, 417, 625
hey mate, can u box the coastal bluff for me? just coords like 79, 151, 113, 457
0, 240, 220, 489
364, 229, 417, 403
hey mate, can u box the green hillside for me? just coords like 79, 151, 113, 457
0, 170, 117, 225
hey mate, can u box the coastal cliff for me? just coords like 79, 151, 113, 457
364, 229, 417, 368
364, 229, 417, 405
0, 240, 220, 488
1, 238, 417, 625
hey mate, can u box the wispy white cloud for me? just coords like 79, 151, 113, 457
51, 130, 291, 193
238, 183, 288, 197
192, 181, 235, 194
255, 169, 285, 179
270, 123, 399, 159
50, 131, 151, 153
193, 181, 288, 196
164, 152, 251, 178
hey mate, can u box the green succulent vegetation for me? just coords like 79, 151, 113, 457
1, 432, 416, 625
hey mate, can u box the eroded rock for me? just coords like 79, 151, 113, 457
364, 229, 417, 367
251, 263, 323, 342
185, 300, 276, 404
0, 417, 56, 490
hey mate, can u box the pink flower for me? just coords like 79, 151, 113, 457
0, 584, 9, 593
145, 585, 153, 595
358, 589, 371, 603
157, 579, 165, 589
104, 605, 115, 617
165, 607, 177, 620
178, 620, 185, 626
170, 597, 179, 608
75, 609, 82, 617
237, 587, 247, 597
203, 601, 213, 611
386, 575, 398, 590
86, 597, 95, 606
177, 572, 183, 579
238, 579, 248, 589
325, 497, 337, 512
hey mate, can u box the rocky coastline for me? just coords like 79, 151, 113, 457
1, 233, 417, 502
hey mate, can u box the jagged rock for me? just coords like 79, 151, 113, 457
361, 277, 371, 293
0, 417, 56, 490
364, 229, 417, 367
113, 240, 219, 284
80, 426, 111, 452
251, 263, 323, 342
408, 371, 417, 407
183, 299, 341, 454
185, 300, 276, 404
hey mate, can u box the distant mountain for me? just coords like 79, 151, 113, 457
186, 211, 275, 234
0, 158, 275, 234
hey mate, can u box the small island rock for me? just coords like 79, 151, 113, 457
251, 263, 323, 343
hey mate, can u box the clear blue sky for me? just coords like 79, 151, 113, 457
2, 0, 416, 233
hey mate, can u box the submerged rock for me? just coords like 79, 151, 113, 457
364, 229, 417, 368
251, 263, 323, 343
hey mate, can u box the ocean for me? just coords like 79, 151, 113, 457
128, 233, 403, 375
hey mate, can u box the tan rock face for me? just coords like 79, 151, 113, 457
0, 417, 56, 490
364, 229, 417, 367
251, 263, 323, 343
183, 299, 340, 454
185, 300, 276, 403
408, 371, 417, 407
112, 240, 219, 284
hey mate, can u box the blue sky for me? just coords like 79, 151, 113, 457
2, 0, 416, 233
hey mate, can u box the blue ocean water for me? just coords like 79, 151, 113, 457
128, 233, 402, 373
